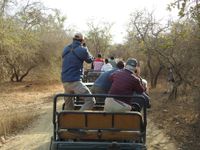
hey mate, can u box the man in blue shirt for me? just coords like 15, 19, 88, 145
61, 33, 95, 110
91, 61, 125, 103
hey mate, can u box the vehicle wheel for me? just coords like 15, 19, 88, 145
135, 144, 147, 150
49, 136, 55, 150
62, 103, 65, 110
131, 103, 141, 112
49, 136, 52, 150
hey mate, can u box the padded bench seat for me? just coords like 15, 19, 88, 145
58, 130, 141, 141
57, 111, 144, 141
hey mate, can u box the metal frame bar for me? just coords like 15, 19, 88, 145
53, 93, 147, 143
52, 141, 146, 150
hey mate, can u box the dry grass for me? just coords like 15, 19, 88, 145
1, 79, 198, 149
0, 108, 37, 137
150, 80, 200, 150
0, 80, 62, 138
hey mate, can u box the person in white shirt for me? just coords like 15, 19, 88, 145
101, 58, 113, 72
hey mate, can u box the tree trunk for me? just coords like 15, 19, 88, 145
10, 74, 15, 82
147, 54, 154, 88
168, 80, 182, 100
18, 66, 36, 82
10, 68, 19, 82
168, 85, 177, 100
10, 66, 36, 82
153, 65, 163, 88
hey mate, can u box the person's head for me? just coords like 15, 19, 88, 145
116, 60, 125, 69
97, 54, 102, 58
110, 56, 114, 60
125, 58, 139, 73
105, 58, 109, 64
168, 66, 173, 72
73, 32, 84, 43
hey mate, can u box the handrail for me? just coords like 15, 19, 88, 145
53, 93, 147, 143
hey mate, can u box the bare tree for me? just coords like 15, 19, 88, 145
0, 0, 69, 82
86, 20, 113, 56
148, 19, 200, 100
0, 0, 15, 17
168, 0, 200, 27
126, 10, 169, 88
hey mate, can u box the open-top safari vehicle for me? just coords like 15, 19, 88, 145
50, 93, 148, 150
83, 69, 103, 82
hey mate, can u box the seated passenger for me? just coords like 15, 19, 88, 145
93, 54, 104, 71
104, 58, 145, 112
131, 64, 151, 109
101, 58, 113, 72
91, 61, 125, 103
109, 56, 117, 68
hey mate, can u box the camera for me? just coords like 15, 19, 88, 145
134, 69, 137, 73
83, 43, 86, 47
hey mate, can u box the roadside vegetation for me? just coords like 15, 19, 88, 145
0, 81, 61, 142
0, 0, 199, 149
0, 108, 37, 138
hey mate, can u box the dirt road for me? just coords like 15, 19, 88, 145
0, 82, 178, 150
147, 117, 177, 150
1, 101, 178, 150
1, 103, 52, 150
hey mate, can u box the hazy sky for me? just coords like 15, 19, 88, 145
41, 0, 178, 43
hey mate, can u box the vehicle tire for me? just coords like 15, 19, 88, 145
131, 102, 141, 112
62, 103, 65, 110
49, 136, 56, 150
135, 144, 147, 150
49, 136, 52, 150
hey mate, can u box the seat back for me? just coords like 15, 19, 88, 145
58, 111, 143, 141
53, 93, 147, 143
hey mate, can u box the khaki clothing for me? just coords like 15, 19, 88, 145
104, 97, 132, 112
91, 85, 107, 103
63, 81, 95, 110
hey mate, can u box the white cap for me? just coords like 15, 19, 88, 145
73, 32, 84, 40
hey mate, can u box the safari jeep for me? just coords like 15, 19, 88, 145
50, 93, 147, 150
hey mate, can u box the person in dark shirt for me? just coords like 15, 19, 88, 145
91, 61, 125, 103
104, 58, 145, 112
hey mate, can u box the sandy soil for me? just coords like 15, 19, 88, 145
0, 81, 178, 150
1, 103, 52, 150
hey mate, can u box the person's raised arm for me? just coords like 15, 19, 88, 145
82, 47, 94, 63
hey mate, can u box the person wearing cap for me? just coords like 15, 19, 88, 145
91, 60, 125, 103
61, 32, 95, 110
104, 58, 145, 112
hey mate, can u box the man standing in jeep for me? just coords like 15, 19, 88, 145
61, 33, 95, 110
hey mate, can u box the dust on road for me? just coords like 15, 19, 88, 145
1, 101, 177, 150
1, 103, 52, 150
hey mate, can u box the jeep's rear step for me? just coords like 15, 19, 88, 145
51, 141, 146, 150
